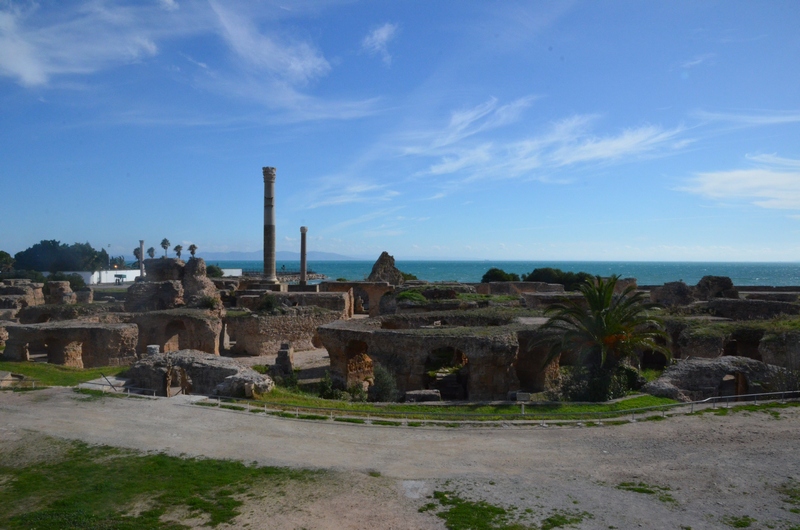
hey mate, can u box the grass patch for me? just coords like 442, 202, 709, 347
0, 439, 318, 529
0, 361, 126, 387
334, 417, 365, 424
255, 387, 677, 421
721, 515, 756, 528
540, 509, 592, 529
778, 480, 800, 512
219, 404, 246, 411
617, 482, 676, 504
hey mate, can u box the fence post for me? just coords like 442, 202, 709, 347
754, 394, 758, 405
521, 403, 525, 415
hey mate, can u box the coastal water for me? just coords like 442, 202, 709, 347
208, 260, 800, 287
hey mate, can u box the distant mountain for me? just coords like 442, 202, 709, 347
198, 250, 359, 261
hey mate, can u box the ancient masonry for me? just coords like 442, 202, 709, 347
263, 166, 279, 284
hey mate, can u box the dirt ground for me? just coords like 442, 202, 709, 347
2, 386, 800, 530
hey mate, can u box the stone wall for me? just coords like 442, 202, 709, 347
44, 281, 76, 305
317, 318, 524, 401
0, 280, 44, 310
3, 321, 138, 367
706, 299, 800, 320
125, 281, 184, 312
130, 309, 222, 355
226, 307, 342, 356
473, 282, 565, 296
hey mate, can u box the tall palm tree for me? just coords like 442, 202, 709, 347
160, 238, 170, 258
174, 244, 183, 259
540, 275, 669, 400
188, 244, 197, 258
147, 247, 156, 259
133, 247, 142, 267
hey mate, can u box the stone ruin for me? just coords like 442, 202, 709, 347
126, 257, 220, 311
367, 251, 405, 286
127, 349, 274, 397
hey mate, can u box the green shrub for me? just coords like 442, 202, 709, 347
256, 294, 282, 314
480, 267, 520, 283
347, 383, 367, 402
396, 290, 427, 303
318, 371, 348, 400
0, 269, 47, 283
401, 271, 418, 281
370, 364, 399, 402
336, 277, 348, 282
522, 267, 594, 291
46, 272, 86, 291
207, 264, 224, 278
198, 295, 221, 310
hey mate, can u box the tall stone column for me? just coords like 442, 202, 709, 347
139, 240, 145, 279
299, 226, 308, 286
263, 167, 279, 284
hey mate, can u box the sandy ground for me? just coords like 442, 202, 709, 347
2, 387, 800, 530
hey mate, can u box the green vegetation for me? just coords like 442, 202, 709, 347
198, 295, 221, 310
457, 293, 521, 304
721, 515, 756, 528
397, 290, 428, 303
160, 238, 171, 258
540, 275, 669, 402
206, 264, 224, 278
45, 271, 87, 291
481, 267, 521, 283
250, 386, 676, 420
174, 244, 183, 259
0, 361, 126, 387
522, 267, 593, 292
0, 438, 318, 528
0, 269, 47, 283
12, 240, 110, 273
188, 244, 198, 258
420, 490, 590, 530
401, 271, 419, 281
616, 482, 676, 504
0, 249, 14, 272
370, 363, 399, 402
778, 480, 800, 513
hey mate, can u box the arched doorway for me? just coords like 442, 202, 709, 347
425, 346, 469, 400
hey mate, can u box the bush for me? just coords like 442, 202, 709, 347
481, 267, 520, 283
256, 294, 282, 314
336, 277, 348, 282
207, 264, 224, 278
370, 364, 399, 402
318, 371, 349, 400
396, 290, 427, 303
553, 365, 642, 402
198, 295, 221, 310
347, 383, 367, 402
46, 272, 86, 291
522, 267, 593, 291
401, 271, 418, 281
0, 269, 47, 284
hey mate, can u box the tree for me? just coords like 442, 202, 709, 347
147, 247, 156, 259
133, 247, 142, 267
540, 275, 669, 401
481, 267, 520, 283
14, 240, 109, 272
109, 256, 127, 269
160, 238, 170, 258
174, 244, 183, 259
523, 267, 593, 291
0, 250, 14, 272
188, 244, 197, 258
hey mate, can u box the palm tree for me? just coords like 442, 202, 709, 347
160, 238, 170, 258
133, 247, 142, 267
540, 275, 669, 400
174, 244, 183, 259
188, 244, 197, 259
147, 247, 156, 259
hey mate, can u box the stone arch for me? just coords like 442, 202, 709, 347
640, 349, 669, 370
343, 340, 373, 388
425, 346, 469, 400
43, 337, 84, 368
163, 320, 187, 352
36, 314, 51, 323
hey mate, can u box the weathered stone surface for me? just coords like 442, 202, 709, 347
226, 306, 342, 356
404, 389, 441, 402
75, 288, 93, 304
45, 281, 76, 305
0, 308, 18, 320
131, 309, 222, 355
317, 315, 524, 401
183, 258, 221, 308
745, 292, 799, 303
650, 281, 695, 307
707, 299, 800, 320
521, 292, 586, 309
320, 281, 391, 317
274, 343, 294, 377
144, 258, 184, 282
127, 349, 274, 397
0, 320, 13, 349
16, 303, 125, 324
367, 251, 404, 286
643, 356, 785, 402
3, 321, 138, 367
0, 280, 44, 309
694, 275, 739, 300
474, 282, 565, 296
759, 331, 800, 369
125, 281, 184, 312
273, 292, 352, 319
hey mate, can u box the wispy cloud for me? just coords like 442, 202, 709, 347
361, 23, 398, 66
681, 154, 800, 209
680, 53, 715, 69
692, 110, 800, 126
159, 0, 180, 12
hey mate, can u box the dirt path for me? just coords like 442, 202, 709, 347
2, 388, 799, 529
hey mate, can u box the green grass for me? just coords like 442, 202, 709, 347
691, 401, 800, 418
721, 515, 756, 528
0, 361, 126, 386
616, 482, 676, 504
778, 480, 800, 512
252, 387, 677, 421
0, 439, 318, 529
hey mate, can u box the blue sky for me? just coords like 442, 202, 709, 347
1, 0, 799, 261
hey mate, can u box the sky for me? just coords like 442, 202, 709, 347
1, 0, 799, 262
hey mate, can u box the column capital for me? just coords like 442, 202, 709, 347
300, 226, 308, 234
262, 167, 276, 182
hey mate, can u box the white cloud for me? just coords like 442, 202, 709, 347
692, 110, 800, 126
361, 22, 398, 66
680, 53, 715, 69
159, 0, 179, 12
682, 155, 800, 209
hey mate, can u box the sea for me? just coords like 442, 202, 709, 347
208, 260, 800, 287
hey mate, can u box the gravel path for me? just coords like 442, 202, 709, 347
2, 388, 799, 529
